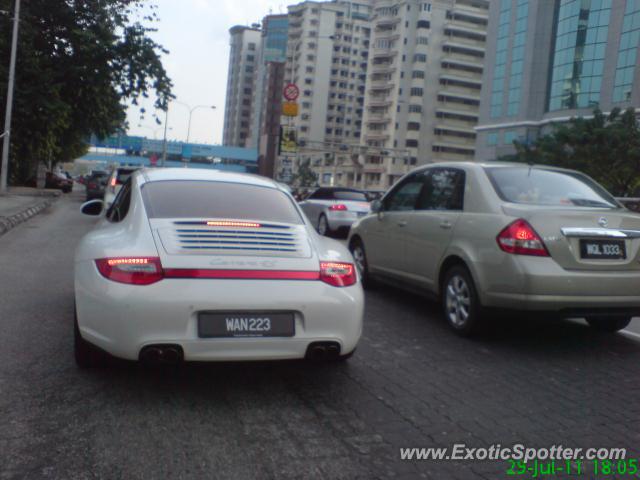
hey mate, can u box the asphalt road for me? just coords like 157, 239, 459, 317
1, 190, 639, 479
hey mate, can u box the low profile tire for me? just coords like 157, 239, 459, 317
587, 316, 632, 333
350, 239, 374, 289
317, 214, 332, 237
337, 349, 355, 361
74, 309, 107, 368
442, 265, 483, 336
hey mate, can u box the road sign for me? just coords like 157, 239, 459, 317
282, 102, 298, 117
283, 83, 299, 101
279, 126, 298, 154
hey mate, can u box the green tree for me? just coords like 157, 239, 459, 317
0, 0, 173, 184
291, 158, 318, 188
505, 108, 640, 196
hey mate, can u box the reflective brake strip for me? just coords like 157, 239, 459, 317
163, 269, 320, 280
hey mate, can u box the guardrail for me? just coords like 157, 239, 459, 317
617, 198, 640, 212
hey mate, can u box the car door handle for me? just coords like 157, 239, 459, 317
440, 220, 452, 229
397, 220, 407, 227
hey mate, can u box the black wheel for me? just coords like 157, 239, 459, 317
74, 309, 107, 368
317, 214, 332, 236
587, 316, 632, 333
349, 238, 374, 289
337, 349, 355, 361
441, 265, 483, 336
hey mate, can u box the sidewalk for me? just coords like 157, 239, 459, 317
0, 187, 62, 237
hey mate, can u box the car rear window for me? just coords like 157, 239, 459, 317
116, 169, 136, 185
141, 180, 304, 224
332, 191, 368, 201
484, 166, 619, 208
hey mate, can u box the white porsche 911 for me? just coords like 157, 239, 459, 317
74, 168, 363, 367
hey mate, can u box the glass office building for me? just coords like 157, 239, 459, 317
475, 0, 640, 161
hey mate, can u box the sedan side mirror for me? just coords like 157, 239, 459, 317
80, 199, 104, 216
371, 199, 382, 213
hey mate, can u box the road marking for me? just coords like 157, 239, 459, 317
620, 329, 640, 341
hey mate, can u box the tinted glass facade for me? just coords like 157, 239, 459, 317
507, 1, 529, 116
490, 0, 512, 118
548, 0, 612, 111
264, 17, 289, 62
613, 0, 640, 102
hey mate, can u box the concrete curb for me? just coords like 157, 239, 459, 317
0, 195, 59, 237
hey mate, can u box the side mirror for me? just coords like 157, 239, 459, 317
80, 199, 104, 216
371, 199, 382, 213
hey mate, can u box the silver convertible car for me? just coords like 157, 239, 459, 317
348, 162, 640, 336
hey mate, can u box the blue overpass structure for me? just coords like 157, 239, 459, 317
79, 135, 258, 173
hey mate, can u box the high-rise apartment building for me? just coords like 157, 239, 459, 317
476, 0, 640, 160
356, 0, 489, 191
277, 0, 374, 185
223, 25, 262, 147
249, 14, 290, 149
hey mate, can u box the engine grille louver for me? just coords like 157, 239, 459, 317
157, 222, 310, 257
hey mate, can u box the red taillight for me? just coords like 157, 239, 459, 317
497, 219, 549, 257
110, 177, 116, 187
329, 204, 348, 211
88, 182, 97, 189
319, 261, 356, 287
95, 257, 163, 285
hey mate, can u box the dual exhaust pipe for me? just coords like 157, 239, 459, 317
139, 344, 183, 364
306, 341, 341, 360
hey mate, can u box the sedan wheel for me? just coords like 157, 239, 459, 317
442, 266, 482, 336
317, 214, 330, 236
350, 240, 373, 289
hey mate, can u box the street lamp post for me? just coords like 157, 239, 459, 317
0, 0, 21, 194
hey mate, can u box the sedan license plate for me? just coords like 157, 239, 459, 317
198, 312, 295, 338
579, 239, 626, 260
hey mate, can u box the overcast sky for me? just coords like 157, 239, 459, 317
126, 0, 288, 145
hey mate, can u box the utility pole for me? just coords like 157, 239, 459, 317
0, 0, 21, 194
161, 109, 169, 167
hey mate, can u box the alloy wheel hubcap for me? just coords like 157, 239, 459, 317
445, 275, 471, 327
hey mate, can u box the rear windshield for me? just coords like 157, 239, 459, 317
485, 166, 619, 208
333, 190, 368, 201
141, 180, 303, 224
116, 169, 136, 185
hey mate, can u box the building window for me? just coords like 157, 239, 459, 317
410, 87, 424, 97
417, 36, 429, 45
248, 43, 256, 51
246, 54, 255, 62
504, 130, 518, 144
548, 0, 611, 111
486, 132, 498, 146
407, 122, 420, 130
408, 104, 422, 113
413, 53, 427, 62
406, 139, 419, 148
412, 71, 425, 79
613, 2, 640, 102
417, 20, 430, 29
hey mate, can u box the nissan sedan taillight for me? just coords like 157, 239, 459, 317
497, 219, 549, 257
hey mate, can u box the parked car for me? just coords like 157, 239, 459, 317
299, 187, 371, 236
45, 171, 73, 193
74, 168, 363, 367
348, 162, 640, 336
84, 171, 108, 201
104, 166, 139, 208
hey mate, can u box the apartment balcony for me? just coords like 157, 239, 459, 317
442, 41, 485, 60
444, 24, 487, 43
435, 107, 479, 126
372, 49, 398, 60
364, 132, 390, 141
446, 6, 489, 29
367, 98, 393, 108
375, 31, 401, 42
441, 58, 484, 76
434, 124, 477, 139
366, 115, 391, 126
440, 74, 482, 90
371, 62, 396, 74
375, 16, 401, 28
432, 141, 476, 156
369, 83, 394, 94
